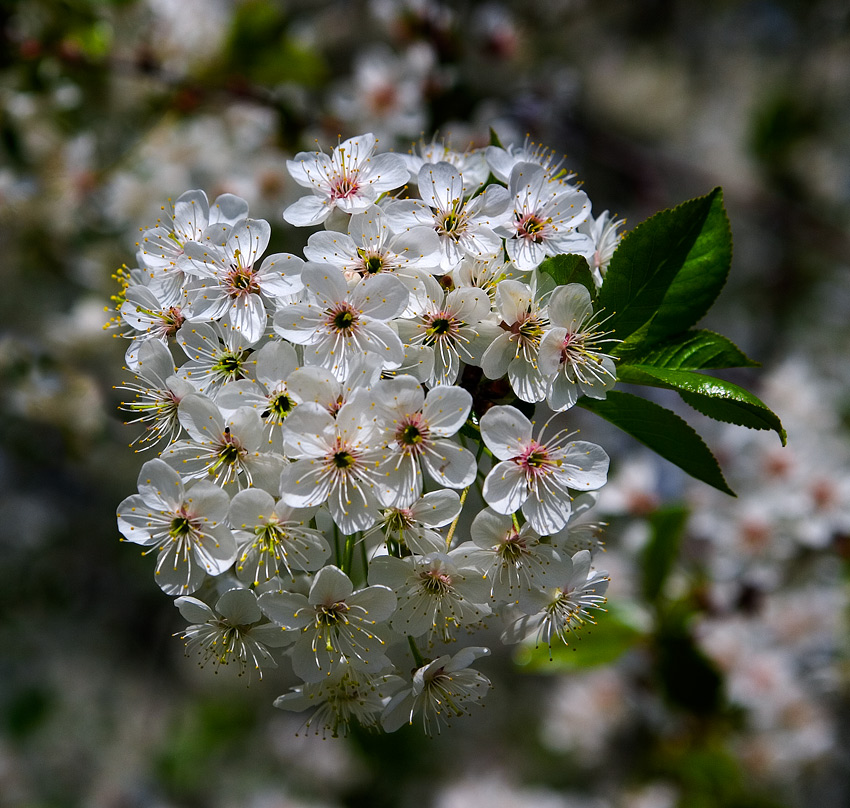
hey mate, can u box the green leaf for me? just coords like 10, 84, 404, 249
616, 364, 786, 444
578, 391, 735, 495
643, 190, 732, 343
489, 127, 504, 148
538, 253, 597, 301
598, 188, 730, 344
514, 600, 645, 671
640, 506, 689, 602
629, 329, 760, 369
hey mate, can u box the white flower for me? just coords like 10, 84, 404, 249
164, 394, 285, 490
279, 401, 387, 534
374, 489, 462, 556
453, 508, 560, 602
120, 281, 186, 369
496, 162, 592, 272
501, 550, 609, 650
372, 375, 476, 507
273, 264, 407, 381
369, 552, 491, 642
396, 271, 498, 387
274, 664, 404, 738
579, 209, 626, 286
537, 283, 617, 412
137, 189, 249, 305
381, 645, 491, 734
480, 276, 552, 403
485, 138, 577, 186
480, 405, 609, 534
175, 588, 289, 679
283, 133, 408, 226
259, 565, 397, 682
401, 138, 490, 195
303, 204, 442, 285
228, 488, 330, 585
176, 321, 258, 398
116, 458, 237, 595
215, 339, 301, 449
183, 218, 304, 344
384, 162, 510, 271
117, 338, 194, 450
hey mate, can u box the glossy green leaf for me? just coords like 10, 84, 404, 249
641, 505, 689, 602
616, 365, 786, 444
538, 253, 597, 301
628, 329, 759, 369
514, 600, 645, 671
578, 391, 734, 495
599, 188, 730, 344
642, 190, 731, 343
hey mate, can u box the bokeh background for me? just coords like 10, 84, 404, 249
2, 1, 850, 806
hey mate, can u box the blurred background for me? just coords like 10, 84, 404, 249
2, 1, 850, 806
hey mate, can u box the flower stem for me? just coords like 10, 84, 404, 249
445, 486, 469, 550
407, 636, 426, 668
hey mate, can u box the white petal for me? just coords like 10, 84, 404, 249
479, 405, 532, 460
482, 460, 528, 514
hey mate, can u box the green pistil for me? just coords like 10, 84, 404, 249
254, 523, 283, 553
268, 393, 294, 420
213, 352, 244, 378
169, 516, 192, 539
526, 451, 547, 468
441, 211, 460, 234
425, 317, 452, 341
217, 443, 241, 465
333, 451, 355, 469
365, 256, 383, 274
401, 425, 422, 445
333, 310, 356, 330
232, 271, 252, 290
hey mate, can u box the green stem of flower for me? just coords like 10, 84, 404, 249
343, 533, 355, 575
407, 636, 426, 668
445, 486, 469, 550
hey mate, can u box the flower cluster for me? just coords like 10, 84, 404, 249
114, 133, 619, 736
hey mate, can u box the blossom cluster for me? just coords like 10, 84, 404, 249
113, 133, 623, 736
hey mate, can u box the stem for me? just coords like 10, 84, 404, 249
333, 523, 341, 568
360, 535, 369, 580
343, 533, 355, 575
445, 486, 469, 550
407, 636, 426, 668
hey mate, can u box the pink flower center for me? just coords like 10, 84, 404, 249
225, 266, 260, 298
330, 174, 360, 201
514, 440, 556, 481
514, 212, 548, 243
